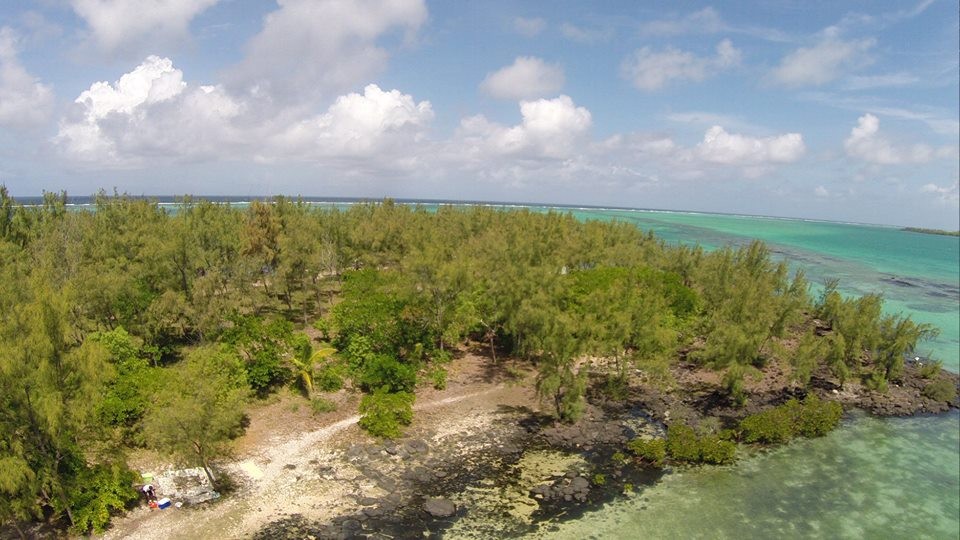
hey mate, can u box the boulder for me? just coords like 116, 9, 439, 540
423, 497, 456, 517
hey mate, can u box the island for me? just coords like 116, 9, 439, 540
1, 191, 956, 539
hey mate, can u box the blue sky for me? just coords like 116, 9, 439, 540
0, 0, 957, 228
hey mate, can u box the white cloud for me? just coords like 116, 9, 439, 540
697, 126, 806, 165
512, 17, 546, 37
844, 113, 955, 164
559, 23, 613, 44
267, 84, 433, 160
640, 7, 724, 36
0, 27, 53, 129
621, 40, 741, 91
638, 7, 791, 42
815, 185, 830, 197
921, 182, 959, 204
226, 0, 427, 107
70, 0, 220, 54
55, 56, 431, 169
771, 30, 874, 87
665, 110, 765, 133
841, 72, 919, 91
56, 56, 241, 165
456, 95, 591, 160
480, 57, 564, 100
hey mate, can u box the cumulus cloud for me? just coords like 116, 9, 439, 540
512, 17, 545, 37
0, 27, 54, 129
457, 95, 591, 160
267, 84, 433, 160
70, 0, 220, 54
56, 56, 242, 165
55, 56, 431, 169
226, 0, 427, 107
844, 114, 955, 164
621, 40, 741, 91
480, 57, 564, 100
697, 126, 806, 165
771, 30, 874, 87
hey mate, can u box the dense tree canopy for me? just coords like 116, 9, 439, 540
0, 190, 937, 533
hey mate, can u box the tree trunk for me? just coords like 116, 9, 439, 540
195, 442, 217, 489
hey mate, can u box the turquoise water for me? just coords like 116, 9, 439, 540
527, 208, 960, 540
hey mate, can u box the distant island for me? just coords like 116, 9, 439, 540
903, 227, 960, 237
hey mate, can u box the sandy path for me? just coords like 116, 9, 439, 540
101, 385, 514, 540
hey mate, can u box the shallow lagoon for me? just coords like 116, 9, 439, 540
535, 208, 959, 539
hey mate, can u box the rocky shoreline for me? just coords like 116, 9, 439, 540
249, 360, 958, 540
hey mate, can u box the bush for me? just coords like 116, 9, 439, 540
666, 424, 701, 462
358, 354, 418, 393
922, 379, 957, 402
919, 360, 942, 379
862, 370, 888, 393
430, 367, 447, 390
310, 397, 337, 414
740, 395, 844, 444
592, 473, 606, 486
794, 395, 843, 438
698, 434, 736, 464
312, 317, 331, 340
315, 362, 345, 392
627, 437, 666, 467
739, 406, 794, 444
68, 463, 139, 534
358, 390, 415, 438
602, 372, 629, 401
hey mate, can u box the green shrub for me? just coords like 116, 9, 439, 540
611, 451, 629, 465
922, 379, 957, 402
919, 360, 942, 379
794, 395, 843, 438
431, 348, 453, 364
862, 370, 888, 393
627, 437, 667, 467
698, 434, 736, 465
740, 395, 844, 444
359, 354, 418, 393
310, 397, 337, 414
603, 372, 629, 401
592, 473, 606, 486
315, 362, 345, 392
312, 317, 331, 340
430, 367, 448, 390
666, 424, 701, 462
739, 406, 794, 444
68, 463, 139, 534
358, 390, 415, 438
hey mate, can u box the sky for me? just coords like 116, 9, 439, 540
0, 1, 957, 228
